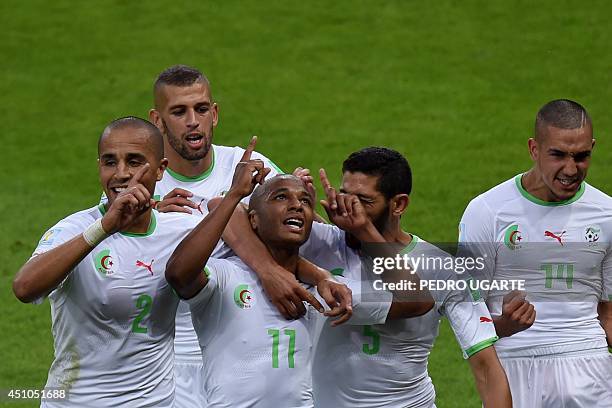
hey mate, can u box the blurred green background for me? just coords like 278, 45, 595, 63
2, 1, 611, 406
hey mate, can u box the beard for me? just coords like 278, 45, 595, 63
163, 120, 212, 161
345, 203, 390, 249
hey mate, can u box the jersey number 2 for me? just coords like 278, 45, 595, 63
268, 328, 296, 368
132, 294, 153, 334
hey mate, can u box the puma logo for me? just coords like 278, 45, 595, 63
195, 198, 206, 215
136, 259, 154, 275
544, 230, 565, 246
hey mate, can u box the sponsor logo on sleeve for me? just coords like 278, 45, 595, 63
39, 228, 63, 246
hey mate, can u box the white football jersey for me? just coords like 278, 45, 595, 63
300, 223, 497, 408
459, 174, 612, 357
154, 144, 282, 362
186, 257, 317, 408
33, 205, 200, 407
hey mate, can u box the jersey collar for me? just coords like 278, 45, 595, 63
166, 147, 216, 182
514, 174, 585, 207
97, 204, 157, 237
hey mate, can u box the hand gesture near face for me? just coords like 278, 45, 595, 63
319, 168, 371, 234
228, 136, 271, 199
102, 163, 156, 234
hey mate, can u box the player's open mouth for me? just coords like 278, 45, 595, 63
185, 133, 204, 149
283, 217, 304, 231
110, 186, 127, 194
556, 177, 579, 189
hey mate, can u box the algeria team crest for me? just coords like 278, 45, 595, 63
233, 284, 255, 309
504, 224, 526, 250
94, 249, 114, 276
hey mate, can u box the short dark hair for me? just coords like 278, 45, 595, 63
535, 99, 592, 139
342, 147, 412, 198
154, 65, 210, 93
99, 116, 164, 160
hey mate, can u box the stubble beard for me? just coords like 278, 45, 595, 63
163, 120, 212, 161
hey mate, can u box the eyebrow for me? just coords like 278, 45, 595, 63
100, 152, 147, 160
168, 100, 211, 110
548, 148, 592, 156
268, 187, 311, 198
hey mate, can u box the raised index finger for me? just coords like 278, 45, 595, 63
240, 136, 258, 162
129, 163, 150, 187
319, 168, 337, 210
319, 168, 332, 191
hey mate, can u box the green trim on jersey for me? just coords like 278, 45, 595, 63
120, 213, 157, 237
166, 149, 216, 182
99, 203, 157, 237
268, 159, 284, 174
464, 336, 498, 358
400, 234, 419, 255
515, 174, 585, 206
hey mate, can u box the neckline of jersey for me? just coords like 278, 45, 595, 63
97, 204, 157, 237
400, 234, 419, 254
166, 147, 216, 182
514, 174, 585, 207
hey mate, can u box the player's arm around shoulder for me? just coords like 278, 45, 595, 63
467, 346, 512, 408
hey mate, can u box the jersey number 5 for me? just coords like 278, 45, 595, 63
362, 325, 380, 355
268, 328, 296, 368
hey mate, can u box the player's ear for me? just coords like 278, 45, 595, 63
248, 210, 259, 231
211, 103, 219, 127
391, 194, 409, 216
528, 138, 539, 161
156, 158, 169, 181
149, 109, 163, 131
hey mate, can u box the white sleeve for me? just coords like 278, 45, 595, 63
184, 258, 232, 310
340, 278, 392, 325
441, 280, 498, 359
30, 216, 91, 302
31, 218, 87, 258
299, 222, 343, 264
457, 196, 497, 282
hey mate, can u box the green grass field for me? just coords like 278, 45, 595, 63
2, 1, 612, 406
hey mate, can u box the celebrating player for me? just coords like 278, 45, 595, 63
459, 99, 612, 407
165, 170, 379, 407
301, 147, 511, 407
147, 65, 341, 407
218, 147, 511, 407
13, 117, 202, 407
